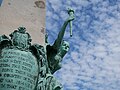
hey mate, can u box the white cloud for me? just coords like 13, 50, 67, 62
46, 0, 120, 90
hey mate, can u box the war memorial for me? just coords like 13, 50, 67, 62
0, 0, 74, 90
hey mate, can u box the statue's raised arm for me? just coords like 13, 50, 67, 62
46, 9, 75, 74
52, 8, 74, 50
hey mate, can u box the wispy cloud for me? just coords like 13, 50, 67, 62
46, 0, 120, 90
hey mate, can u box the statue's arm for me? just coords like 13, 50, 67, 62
53, 21, 68, 50
53, 16, 74, 50
47, 9, 74, 74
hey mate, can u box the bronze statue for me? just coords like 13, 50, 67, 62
0, 9, 74, 90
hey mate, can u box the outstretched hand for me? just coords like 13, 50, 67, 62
67, 15, 75, 22
67, 8, 75, 22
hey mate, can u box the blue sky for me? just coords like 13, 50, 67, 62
0, 0, 3, 6
46, 0, 120, 90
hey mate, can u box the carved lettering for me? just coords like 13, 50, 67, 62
4, 73, 22, 79
19, 86, 26, 90
15, 69, 26, 75
2, 68, 13, 73
0, 84, 6, 88
0, 78, 4, 83
22, 66, 31, 72
6, 84, 17, 89
0, 59, 9, 62
5, 78, 13, 83
12, 64, 20, 69
0, 49, 38, 90
22, 62, 32, 68
0, 64, 10, 67
0, 74, 2, 77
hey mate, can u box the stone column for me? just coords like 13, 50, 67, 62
0, 1, 46, 90
0, 0, 45, 45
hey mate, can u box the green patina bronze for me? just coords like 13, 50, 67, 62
0, 9, 74, 90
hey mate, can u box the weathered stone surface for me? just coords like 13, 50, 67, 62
0, 0, 45, 45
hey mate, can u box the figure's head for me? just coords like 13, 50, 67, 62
18, 27, 26, 33
61, 41, 70, 52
